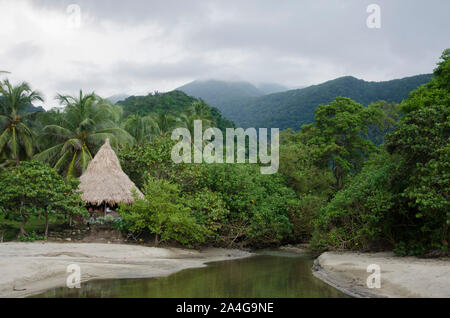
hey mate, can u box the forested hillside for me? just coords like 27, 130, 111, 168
117, 90, 198, 117
199, 74, 432, 130
0, 49, 448, 255
177, 80, 288, 113
116, 90, 235, 132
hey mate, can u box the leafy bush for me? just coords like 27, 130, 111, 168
119, 138, 302, 247
311, 106, 450, 255
200, 164, 298, 246
184, 190, 230, 243
385, 104, 449, 254
18, 231, 45, 242
279, 130, 335, 240
0, 161, 85, 237
310, 152, 396, 252
119, 177, 208, 247
119, 138, 177, 188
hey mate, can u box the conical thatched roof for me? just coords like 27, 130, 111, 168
78, 139, 144, 206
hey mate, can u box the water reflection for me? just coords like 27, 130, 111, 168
32, 253, 348, 298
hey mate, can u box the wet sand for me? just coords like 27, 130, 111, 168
313, 251, 450, 298
0, 242, 251, 298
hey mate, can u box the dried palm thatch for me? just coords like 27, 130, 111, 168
78, 139, 144, 206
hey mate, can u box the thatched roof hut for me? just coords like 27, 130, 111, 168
78, 139, 144, 206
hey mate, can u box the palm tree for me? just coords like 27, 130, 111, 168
0, 79, 43, 163
188, 101, 214, 120
35, 90, 133, 178
180, 101, 216, 137
123, 114, 159, 144
152, 112, 179, 138
0, 71, 10, 87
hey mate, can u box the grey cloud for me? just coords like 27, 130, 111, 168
3, 41, 43, 62
4, 0, 450, 107
111, 58, 215, 80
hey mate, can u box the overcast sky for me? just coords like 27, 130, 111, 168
0, 0, 448, 109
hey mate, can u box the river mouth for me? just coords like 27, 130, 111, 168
31, 251, 349, 298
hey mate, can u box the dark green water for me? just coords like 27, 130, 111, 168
32, 251, 348, 298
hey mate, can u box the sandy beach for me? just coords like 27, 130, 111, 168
2, 242, 449, 298
313, 251, 450, 298
0, 242, 251, 298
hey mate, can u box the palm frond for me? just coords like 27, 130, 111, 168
66, 151, 78, 179
53, 150, 72, 171
43, 124, 73, 138
34, 143, 65, 163
0, 128, 11, 154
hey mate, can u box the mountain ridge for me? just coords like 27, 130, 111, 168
178, 74, 432, 130
176, 79, 288, 107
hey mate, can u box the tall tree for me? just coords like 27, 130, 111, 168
0, 80, 43, 164
401, 49, 450, 114
180, 101, 215, 137
0, 161, 84, 237
306, 97, 382, 189
35, 90, 133, 178
152, 112, 179, 137
123, 114, 159, 144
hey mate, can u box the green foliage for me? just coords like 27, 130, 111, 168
305, 97, 382, 188
184, 190, 229, 242
209, 106, 236, 131
119, 91, 234, 140
385, 104, 449, 254
118, 90, 197, 117
0, 161, 85, 237
119, 137, 178, 188
34, 91, 133, 178
1, 52, 446, 253
401, 50, 450, 114
278, 130, 335, 240
310, 152, 397, 252
119, 137, 300, 247
18, 231, 45, 242
311, 49, 450, 256
366, 101, 401, 145
197, 74, 432, 130
0, 79, 43, 163
200, 164, 298, 246
123, 114, 159, 144
279, 130, 334, 194
434, 49, 450, 89
119, 177, 208, 247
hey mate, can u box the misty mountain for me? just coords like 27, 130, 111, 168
197, 74, 433, 130
25, 104, 45, 113
176, 79, 288, 109
107, 94, 130, 104
255, 83, 289, 95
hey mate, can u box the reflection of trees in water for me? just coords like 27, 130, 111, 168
32, 255, 348, 298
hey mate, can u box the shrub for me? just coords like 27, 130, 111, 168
201, 164, 298, 246
386, 104, 449, 254
18, 231, 45, 242
0, 161, 85, 237
310, 152, 396, 252
184, 190, 230, 243
119, 138, 302, 247
119, 176, 208, 247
